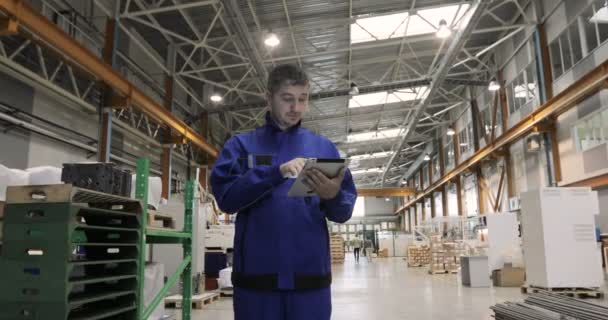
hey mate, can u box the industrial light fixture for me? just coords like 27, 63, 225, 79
385, 197, 391, 202
590, 1, 608, 23
210, 94, 223, 103
349, 82, 359, 95
264, 32, 280, 47
446, 127, 456, 136
436, 19, 452, 38
488, 81, 501, 91
423, 154, 431, 161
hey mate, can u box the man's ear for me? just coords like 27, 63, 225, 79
265, 90, 273, 104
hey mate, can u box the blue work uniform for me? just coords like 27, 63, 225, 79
210, 112, 357, 320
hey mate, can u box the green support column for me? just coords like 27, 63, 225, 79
182, 180, 195, 320
135, 158, 150, 320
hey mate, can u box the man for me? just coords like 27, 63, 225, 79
352, 236, 361, 263
210, 64, 357, 320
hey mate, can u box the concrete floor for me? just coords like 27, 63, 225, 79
174, 255, 528, 320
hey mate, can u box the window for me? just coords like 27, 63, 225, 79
549, 1, 608, 80
550, 41, 563, 78
422, 164, 429, 189
458, 124, 473, 156
414, 172, 421, 190
569, 23, 584, 63
560, 32, 574, 71
444, 137, 455, 171
432, 154, 440, 181
574, 108, 608, 151
352, 197, 365, 217
583, 6, 599, 52
507, 62, 538, 114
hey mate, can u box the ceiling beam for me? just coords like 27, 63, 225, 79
357, 187, 416, 197
0, 0, 219, 158
381, 0, 488, 186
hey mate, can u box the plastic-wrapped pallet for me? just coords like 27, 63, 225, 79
26, 166, 63, 185
144, 262, 166, 320
218, 267, 233, 289
131, 175, 162, 209
0, 165, 29, 201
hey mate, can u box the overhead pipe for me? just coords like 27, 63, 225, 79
0, 0, 218, 158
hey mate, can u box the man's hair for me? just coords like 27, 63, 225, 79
267, 64, 309, 95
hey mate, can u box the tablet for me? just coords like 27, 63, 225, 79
287, 158, 347, 197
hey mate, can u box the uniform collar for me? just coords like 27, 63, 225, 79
265, 112, 302, 133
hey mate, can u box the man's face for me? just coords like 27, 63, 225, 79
268, 83, 309, 129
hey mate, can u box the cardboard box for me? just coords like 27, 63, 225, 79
492, 267, 525, 287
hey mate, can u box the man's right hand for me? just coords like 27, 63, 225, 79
280, 158, 307, 178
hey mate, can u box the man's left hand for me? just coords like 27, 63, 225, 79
302, 168, 346, 200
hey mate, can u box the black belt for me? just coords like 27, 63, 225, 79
232, 272, 332, 291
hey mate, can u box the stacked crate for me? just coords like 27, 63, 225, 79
407, 246, 430, 267
330, 235, 345, 264
0, 185, 142, 320
428, 236, 465, 274
61, 163, 132, 197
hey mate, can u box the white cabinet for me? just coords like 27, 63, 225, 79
520, 188, 603, 288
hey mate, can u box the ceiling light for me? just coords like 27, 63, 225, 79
210, 94, 223, 103
423, 154, 431, 161
488, 81, 501, 91
591, 1, 608, 23
264, 33, 280, 47
350, 151, 393, 160
385, 197, 391, 202
436, 19, 452, 38
446, 127, 456, 136
460, 142, 468, 147
349, 82, 359, 95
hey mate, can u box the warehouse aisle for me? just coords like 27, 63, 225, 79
181, 256, 523, 320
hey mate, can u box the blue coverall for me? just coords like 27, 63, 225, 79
210, 112, 357, 320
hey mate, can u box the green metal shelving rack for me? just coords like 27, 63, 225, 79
134, 158, 194, 320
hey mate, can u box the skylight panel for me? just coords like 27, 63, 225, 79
351, 168, 384, 175
351, 12, 409, 44
349, 151, 393, 160
350, 4, 470, 44
347, 128, 402, 143
348, 86, 429, 108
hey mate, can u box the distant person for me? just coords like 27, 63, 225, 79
352, 236, 362, 263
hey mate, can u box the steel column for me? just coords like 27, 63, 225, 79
98, 10, 120, 162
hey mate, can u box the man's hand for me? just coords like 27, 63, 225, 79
280, 158, 307, 178
303, 168, 346, 200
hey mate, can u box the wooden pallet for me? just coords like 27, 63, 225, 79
148, 210, 175, 229
165, 292, 221, 309
220, 289, 233, 297
428, 269, 449, 274
521, 286, 605, 299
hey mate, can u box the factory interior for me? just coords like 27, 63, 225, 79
0, 0, 608, 319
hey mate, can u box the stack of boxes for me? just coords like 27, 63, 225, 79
407, 246, 430, 267
428, 235, 465, 274
330, 235, 345, 264
0, 185, 142, 319
61, 163, 132, 197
